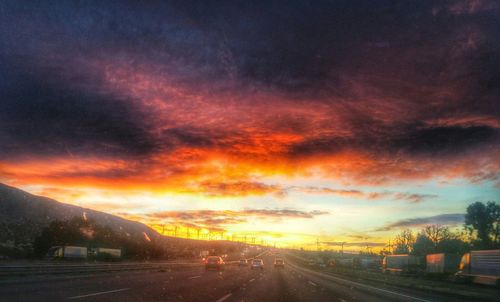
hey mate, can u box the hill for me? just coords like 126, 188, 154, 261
0, 183, 247, 259
0, 183, 160, 256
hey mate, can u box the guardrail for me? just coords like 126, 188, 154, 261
0, 250, 269, 277
0, 262, 200, 277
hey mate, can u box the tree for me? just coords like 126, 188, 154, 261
33, 216, 168, 260
393, 229, 415, 254
423, 225, 453, 245
33, 219, 87, 257
411, 225, 469, 256
464, 201, 500, 248
437, 238, 469, 255
412, 233, 435, 256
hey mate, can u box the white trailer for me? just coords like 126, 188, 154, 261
355, 256, 382, 269
382, 254, 424, 273
48, 246, 87, 259
91, 247, 122, 259
426, 253, 460, 274
456, 250, 500, 285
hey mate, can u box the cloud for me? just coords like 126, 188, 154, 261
189, 181, 284, 197
0, 58, 156, 159
321, 241, 386, 247
392, 193, 438, 204
442, 0, 499, 16
294, 186, 438, 203
297, 187, 365, 198
139, 208, 329, 232
375, 213, 465, 231
240, 209, 329, 219
393, 126, 499, 156
148, 209, 329, 220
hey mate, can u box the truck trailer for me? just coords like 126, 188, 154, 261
200, 250, 210, 258
47, 246, 87, 259
382, 254, 424, 273
90, 247, 122, 259
328, 258, 354, 268
426, 253, 461, 274
355, 256, 382, 269
455, 249, 500, 286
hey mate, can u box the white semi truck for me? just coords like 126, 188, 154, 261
48, 246, 87, 259
455, 249, 500, 285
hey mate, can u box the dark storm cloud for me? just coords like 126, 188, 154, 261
288, 124, 499, 158
375, 213, 465, 231
0, 58, 156, 158
394, 126, 499, 156
167, 0, 500, 101
161, 127, 215, 148
3, 0, 497, 95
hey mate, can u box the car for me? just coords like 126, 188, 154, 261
239, 259, 248, 266
274, 258, 285, 268
205, 256, 225, 271
251, 259, 264, 270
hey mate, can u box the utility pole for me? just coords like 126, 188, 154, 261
197, 229, 200, 240
316, 238, 320, 251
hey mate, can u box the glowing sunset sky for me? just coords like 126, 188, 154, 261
0, 1, 499, 250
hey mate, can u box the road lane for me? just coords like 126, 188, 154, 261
231, 253, 351, 302
67, 288, 131, 300
0, 264, 201, 301
0, 260, 261, 302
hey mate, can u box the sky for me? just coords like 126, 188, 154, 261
0, 0, 499, 250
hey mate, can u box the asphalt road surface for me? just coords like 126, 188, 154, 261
0, 253, 490, 302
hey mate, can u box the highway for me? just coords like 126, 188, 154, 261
0, 253, 491, 302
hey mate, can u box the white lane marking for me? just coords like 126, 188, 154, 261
339, 299, 347, 302
308, 281, 317, 286
189, 275, 202, 279
67, 288, 130, 300
249, 278, 255, 282
287, 261, 432, 302
215, 293, 232, 302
